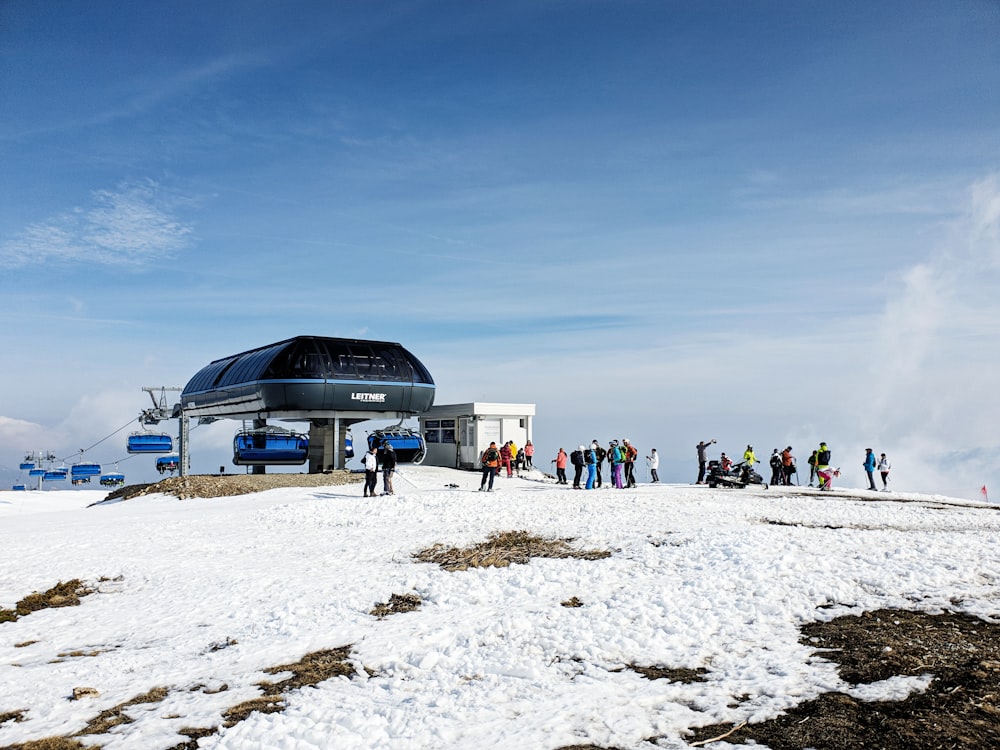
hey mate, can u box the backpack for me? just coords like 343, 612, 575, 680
570, 450, 583, 466
818, 449, 831, 465
770, 454, 782, 468
482, 447, 499, 465
585, 449, 595, 465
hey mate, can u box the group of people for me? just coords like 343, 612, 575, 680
698, 438, 892, 491
362, 441, 397, 497
547, 440, 659, 490
472, 434, 895, 495
477, 440, 535, 491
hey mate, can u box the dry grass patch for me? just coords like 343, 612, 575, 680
1, 709, 27, 724
221, 695, 285, 727
415, 530, 612, 571
73, 687, 168, 736
258, 646, 355, 693
0, 580, 96, 624
561, 596, 584, 608
1, 739, 97, 750
370, 593, 422, 619
172, 646, 357, 745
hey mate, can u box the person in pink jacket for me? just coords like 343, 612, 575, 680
552, 448, 568, 485
523, 440, 534, 469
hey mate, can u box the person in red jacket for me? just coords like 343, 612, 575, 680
552, 447, 568, 484
500, 441, 513, 477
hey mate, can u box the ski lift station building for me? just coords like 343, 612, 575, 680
417, 402, 536, 469
180, 336, 435, 473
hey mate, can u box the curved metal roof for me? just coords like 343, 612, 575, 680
180, 336, 435, 417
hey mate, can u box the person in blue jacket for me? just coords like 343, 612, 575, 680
585, 442, 598, 489
863, 448, 877, 490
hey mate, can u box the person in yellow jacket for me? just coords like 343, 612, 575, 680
743, 444, 757, 467
509, 441, 520, 476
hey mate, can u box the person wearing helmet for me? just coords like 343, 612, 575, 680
815, 442, 834, 490
743, 444, 757, 468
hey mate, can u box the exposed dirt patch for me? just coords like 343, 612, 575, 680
561, 596, 584, 608
1, 740, 97, 750
100, 470, 360, 502
685, 608, 1000, 749
0, 580, 95, 624
168, 646, 358, 748
415, 530, 612, 571
624, 664, 709, 684
370, 593, 422, 619
0, 710, 26, 725
74, 686, 169, 736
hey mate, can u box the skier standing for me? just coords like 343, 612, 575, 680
781, 447, 795, 486
381, 442, 397, 495
610, 441, 625, 489
362, 445, 379, 497
623, 439, 638, 487
863, 448, 877, 490
480, 441, 500, 492
815, 442, 834, 490
878, 453, 891, 490
769, 449, 782, 486
551, 447, 568, 485
647, 449, 660, 483
570, 446, 585, 489
696, 438, 716, 484
585, 442, 598, 489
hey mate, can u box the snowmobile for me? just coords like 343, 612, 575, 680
706, 460, 768, 489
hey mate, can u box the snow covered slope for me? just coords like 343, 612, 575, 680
1, 466, 998, 749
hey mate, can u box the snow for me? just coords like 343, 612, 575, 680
2, 466, 999, 749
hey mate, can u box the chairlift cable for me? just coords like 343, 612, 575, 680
56, 418, 141, 463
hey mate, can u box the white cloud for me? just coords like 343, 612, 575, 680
0, 179, 193, 269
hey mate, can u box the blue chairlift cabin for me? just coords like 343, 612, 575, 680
12, 484, 27, 491
19, 461, 35, 471
43, 467, 68, 482
127, 432, 173, 454
71, 462, 102, 479
156, 454, 180, 474
100, 472, 126, 488
28, 467, 46, 477
232, 428, 309, 466
367, 427, 426, 464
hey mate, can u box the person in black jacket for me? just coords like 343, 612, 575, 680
593, 439, 606, 488
570, 446, 585, 489
381, 441, 397, 495
769, 449, 782, 486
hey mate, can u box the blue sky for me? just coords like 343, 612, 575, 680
1, 0, 998, 496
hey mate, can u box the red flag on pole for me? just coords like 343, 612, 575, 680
982, 485, 989, 501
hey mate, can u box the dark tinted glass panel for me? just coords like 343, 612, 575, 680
322, 340, 356, 378
273, 340, 331, 379
184, 357, 235, 393
219, 344, 283, 386
373, 345, 410, 382
402, 347, 434, 384
350, 344, 376, 379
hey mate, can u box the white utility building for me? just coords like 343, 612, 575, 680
417, 402, 535, 469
